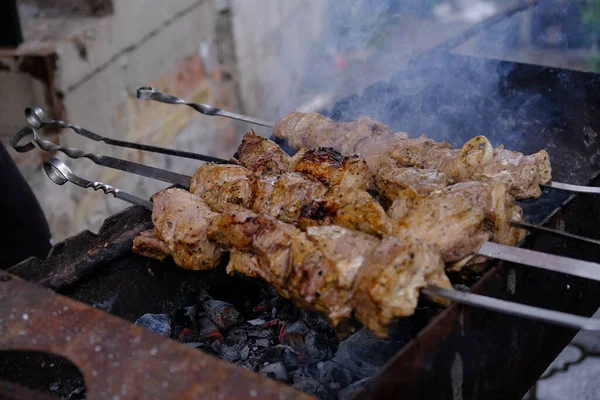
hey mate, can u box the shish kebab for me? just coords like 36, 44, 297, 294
15, 109, 600, 247
43, 158, 600, 337
136, 87, 600, 197
11, 124, 600, 271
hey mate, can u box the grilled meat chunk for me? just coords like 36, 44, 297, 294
299, 186, 392, 237
259, 172, 328, 224
389, 135, 453, 169
439, 182, 526, 246
473, 147, 551, 199
190, 164, 254, 212
353, 236, 451, 337
290, 147, 374, 190
375, 159, 448, 206
273, 111, 394, 156
132, 229, 170, 262
236, 131, 291, 175
146, 188, 222, 270
387, 188, 490, 263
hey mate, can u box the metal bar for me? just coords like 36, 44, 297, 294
136, 87, 275, 128
543, 181, 600, 195
424, 286, 600, 331
0, 271, 313, 400
478, 241, 600, 282
25, 106, 231, 164
512, 220, 600, 246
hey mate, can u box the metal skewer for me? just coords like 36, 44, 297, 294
24, 106, 231, 165
43, 157, 600, 333
10, 127, 191, 187
136, 87, 275, 128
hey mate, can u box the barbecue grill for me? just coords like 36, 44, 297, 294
3, 4, 600, 399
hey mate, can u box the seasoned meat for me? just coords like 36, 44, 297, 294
262, 172, 328, 224
421, 148, 460, 180
236, 131, 291, 175
273, 111, 394, 156
132, 229, 170, 262
389, 135, 453, 168
208, 211, 299, 291
387, 188, 490, 263
354, 132, 409, 171
290, 147, 374, 190
474, 147, 551, 199
250, 175, 277, 214
375, 159, 448, 206
439, 182, 526, 246
148, 188, 222, 270
190, 164, 254, 212
299, 186, 392, 237
288, 225, 380, 325
352, 236, 451, 337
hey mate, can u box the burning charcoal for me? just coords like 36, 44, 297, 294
248, 318, 266, 326
317, 361, 354, 391
337, 377, 371, 400
176, 327, 199, 343
279, 321, 309, 351
227, 327, 248, 344
291, 379, 320, 396
332, 329, 400, 380
283, 348, 302, 369
170, 305, 198, 338
301, 311, 332, 333
263, 345, 287, 362
252, 299, 271, 314
135, 313, 171, 337
248, 326, 275, 338
255, 338, 270, 348
221, 342, 243, 362
211, 338, 223, 354
289, 364, 319, 383
298, 330, 330, 365
259, 362, 288, 383
240, 345, 250, 360
199, 289, 243, 330
198, 317, 223, 342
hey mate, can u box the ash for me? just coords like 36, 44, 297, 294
136, 279, 415, 399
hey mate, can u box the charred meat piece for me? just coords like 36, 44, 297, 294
375, 159, 449, 206
353, 236, 451, 337
299, 186, 392, 237
132, 228, 170, 262
439, 181, 526, 246
236, 131, 291, 175
259, 172, 328, 224
144, 188, 222, 270
387, 188, 490, 264
290, 147, 374, 190
190, 164, 254, 212
474, 147, 552, 199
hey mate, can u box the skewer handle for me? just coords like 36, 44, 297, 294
43, 158, 153, 211
137, 87, 275, 128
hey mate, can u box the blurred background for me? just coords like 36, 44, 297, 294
1, 1, 600, 398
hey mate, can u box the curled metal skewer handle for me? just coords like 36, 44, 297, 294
137, 87, 275, 128
10, 127, 191, 187
25, 106, 231, 164
424, 286, 600, 332
44, 158, 153, 210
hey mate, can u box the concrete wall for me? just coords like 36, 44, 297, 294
2, 0, 244, 242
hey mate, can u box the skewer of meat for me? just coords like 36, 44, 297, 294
273, 112, 551, 199
43, 158, 600, 338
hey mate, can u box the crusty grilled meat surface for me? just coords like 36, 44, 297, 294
375, 159, 448, 205
388, 188, 490, 263
132, 228, 170, 262
190, 164, 254, 212
237, 131, 291, 175
299, 186, 392, 238
439, 181, 526, 246
147, 188, 223, 270
290, 147, 374, 190
353, 236, 452, 337
273, 111, 552, 199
